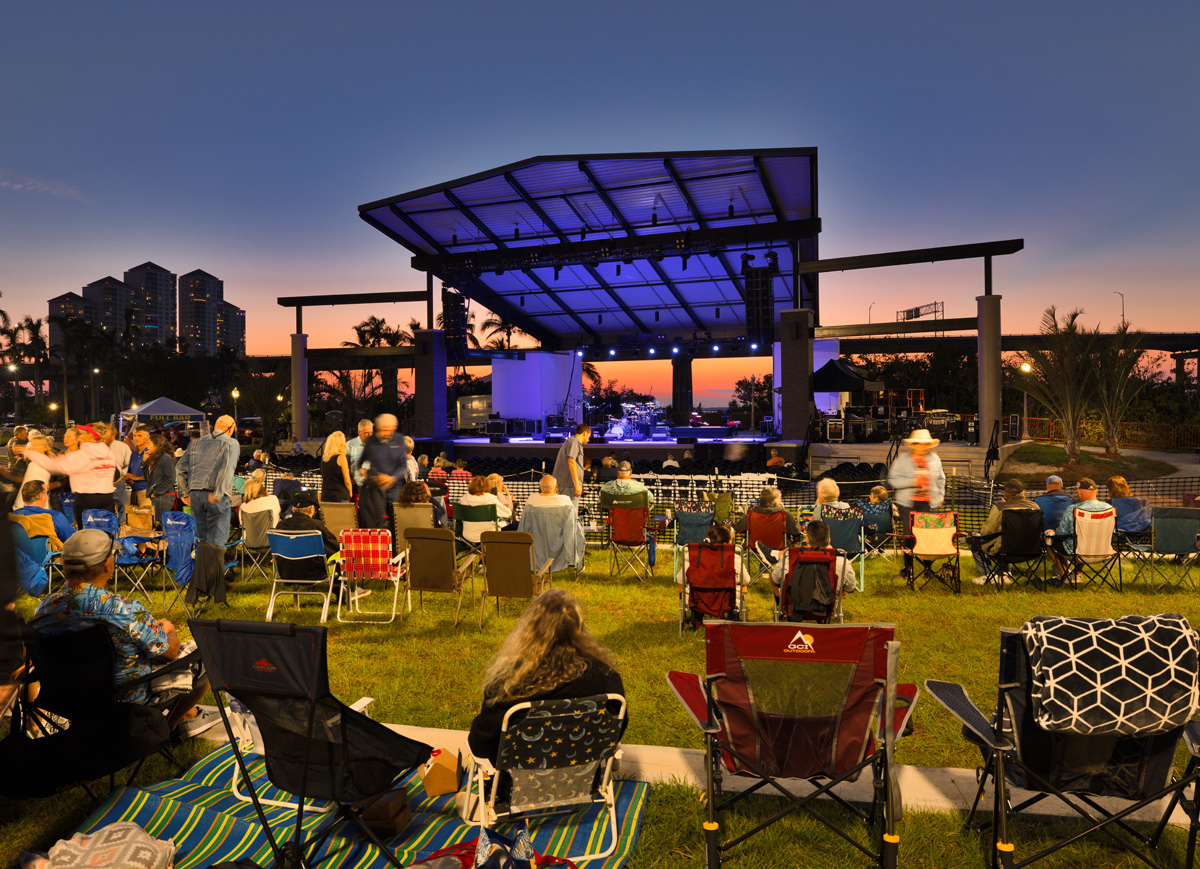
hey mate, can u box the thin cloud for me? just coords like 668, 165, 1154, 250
0, 169, 91, 203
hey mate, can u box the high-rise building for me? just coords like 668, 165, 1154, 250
216, 300, 246, 358
80, 277, 135, 335
123, 261, 177, 346
178, 269, 222, 355
47, 292, 97, 352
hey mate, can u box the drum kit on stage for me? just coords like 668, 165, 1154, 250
606, 401, 667, 440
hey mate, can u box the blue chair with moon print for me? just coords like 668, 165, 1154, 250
464, 693, 627, 863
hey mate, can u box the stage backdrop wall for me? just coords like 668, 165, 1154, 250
492, 352, 582, 423
812, 339, 841, 414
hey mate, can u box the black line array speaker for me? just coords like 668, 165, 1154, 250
744, 266, 775, 347
441, 289, 469, 361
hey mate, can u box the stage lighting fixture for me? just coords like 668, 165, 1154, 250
622, 255, 634, 265
519, 295, 524, 307
740, 252, 754, 272
728, 200, 734, 218
713, 344, 720, 352
581, 227, 586, 241
514, 225, 520, 240
649, 348, 656, 355
766, 250, 779, 271
615, 263, 621, 276
652, 209, 658, 226
672, 346, 679, 354
681, 253, 689, 270
452, 233, 458, 246
576, 350, 584, 357
598, 313, 603, 324
609, 349, 617, 356
554, 264, 562, 280
715, 307, 720, 319
750, 343, 759, 351
654, 310, 660, 322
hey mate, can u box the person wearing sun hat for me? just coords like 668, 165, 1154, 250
23, 421, 118, 527
887, 428, 947, 579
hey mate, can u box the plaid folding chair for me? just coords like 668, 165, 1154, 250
740, 509, 790, 587
823, 504, 867, 593
901, 511, 964, 594
266, 529, 335, 623
926, 615, 1200, 869
667, 621, 919, 869
336, 528, 405, 624
1060, 507, 1121, 591
680, 542, 744, 634
1128, 506, 1200, 590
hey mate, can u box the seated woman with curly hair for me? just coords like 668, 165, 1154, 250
467, 589, 626, 764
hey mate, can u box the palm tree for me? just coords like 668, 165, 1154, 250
234, 363, 291, 451
582, 360, 601, 391
20, 316, 48, 407
1019, 307, 1096, 462
480, 313, 533, 350
1, 322, 25, 422
1092, 321, 1150, 457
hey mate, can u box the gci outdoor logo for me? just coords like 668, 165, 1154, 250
785, 629, 816, 654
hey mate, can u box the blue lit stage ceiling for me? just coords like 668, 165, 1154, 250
359, 149, 820, 349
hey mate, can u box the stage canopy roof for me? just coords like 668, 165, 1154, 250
359, 149, 820, 350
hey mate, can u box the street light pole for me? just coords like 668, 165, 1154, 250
232, 388, 239, 436
1019, 362, 1031, 440
6, 365, 15, 424
868, 303, 875, 324
1114, 291, 1125, 322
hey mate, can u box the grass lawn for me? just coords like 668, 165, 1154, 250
999, 443, 1180, 485
5, 548, 1200, 867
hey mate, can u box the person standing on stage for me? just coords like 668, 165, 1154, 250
887, 428, 946, 580
552, 423, 590, 506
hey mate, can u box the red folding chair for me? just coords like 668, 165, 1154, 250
608, 504, 652, 582
666, 621, 919, 869
680, 542, 745, 635
774, 546, 840, 623
741, 509, 790, 586
336, 528, 406, 624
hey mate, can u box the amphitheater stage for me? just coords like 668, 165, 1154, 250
428, 433, 775, 467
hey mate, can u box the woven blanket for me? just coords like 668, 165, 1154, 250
76, 743, 649, 868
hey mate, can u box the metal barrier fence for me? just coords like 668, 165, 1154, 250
1026, 418, 1200, 452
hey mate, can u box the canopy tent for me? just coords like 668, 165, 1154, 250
812, 359, 884, 393
120, 397, 207, 428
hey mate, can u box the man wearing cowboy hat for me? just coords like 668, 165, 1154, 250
887, 428, 947, 579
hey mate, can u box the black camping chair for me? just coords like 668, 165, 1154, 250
0, 619, 195, 801
190, 618, 432, 869
925, 615, 1200, 869
971, 507, 1048, 590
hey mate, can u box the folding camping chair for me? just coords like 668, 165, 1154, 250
478, 531, 552, 628
740, 509, 790, 587
189, 619, 432, 869
0, 619, 195, 801
925, 615, 1200, 869
679, 542, 744, 635
666, 621, 919, 869
85, 508, 157, 604
403, 527, 475, 627
454, 501, 499, 562
901, 511, 964, 594
1033, 494, 1074, 533
161, 511, 198, 615
265, 529, 335, 622
1058, 506, 1121, 591
672, 509, 715, 582
860, 498, 896, 561
393, 502, 434, 556
774, 546, 841, 623
320, 500, 357, 540
701, 490, 736, 525
1128, 506, 1200, 590
463, 694, 628, 863
240, 509, 274, 583
971, 507, 1048, 590
823, 504, 867, 593
603, 491, 653, 582
336, 528, 405, 624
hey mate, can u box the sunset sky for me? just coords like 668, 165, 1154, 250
2, 2, 1196, 407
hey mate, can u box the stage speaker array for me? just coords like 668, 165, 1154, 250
744, 266, 775, 347
441, 289, 470, 361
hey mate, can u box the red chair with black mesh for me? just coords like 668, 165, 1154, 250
774, 546, 840, 623
741, 508, 791, 586
666, 621, 919, 869
602, 490, 652, 582
680, 542, 745, 634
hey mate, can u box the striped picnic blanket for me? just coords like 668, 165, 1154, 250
77, 743, 649, 868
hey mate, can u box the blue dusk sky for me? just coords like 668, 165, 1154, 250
1, 2, 1196, 403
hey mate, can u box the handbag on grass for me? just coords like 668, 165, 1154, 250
406, 826, 577, 869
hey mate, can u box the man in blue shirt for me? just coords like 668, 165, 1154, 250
176, 415, 240, 547
1049, 477, 1112, 576
346, 418, 373, 492
12, 480, 76, 543
359, 413, 405, 529
124, 426, 152, 508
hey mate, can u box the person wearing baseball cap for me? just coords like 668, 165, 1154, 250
31, 529, 218, 736
1047, 478, 1111, 580
887, 429, 947, 580
1036, 474, 1075, 532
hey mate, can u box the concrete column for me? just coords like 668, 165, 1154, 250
290, 333, 308, 442
414, 329, 447, 439
977, 294, 1002, 452
671, 354, 693, 413
779, 308, 815, 441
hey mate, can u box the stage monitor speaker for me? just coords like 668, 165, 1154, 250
441, 289, 470, 361
489, 434, 504, 444
545, 435, 564, 444
966, 419, 979, 444
744, 266, 775, 346
589, 436, 606, 445
506, 418, 524, 435
546, 414, 565, 429
677, 436, 697, 445
525, 418, 541, 435
485, 419, 507, 436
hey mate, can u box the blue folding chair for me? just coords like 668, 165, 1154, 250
822, 505, 867, 592
161, 511, 197, 614
57, 493, 75, 530
83, 508, 158, 604
1033, 494, 1073, 533
266, 529, 334, 622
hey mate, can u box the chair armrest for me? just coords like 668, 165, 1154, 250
350, 696, 374, 715
123, 646, 202, 690
1184, 721, 1200, 758
883, 682, 921, 740
924, 679, 1007, 749
665, 671, 720, 734
456, 555, 478, 579
535, 557, 555, 579
975, 531, 1000, 544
